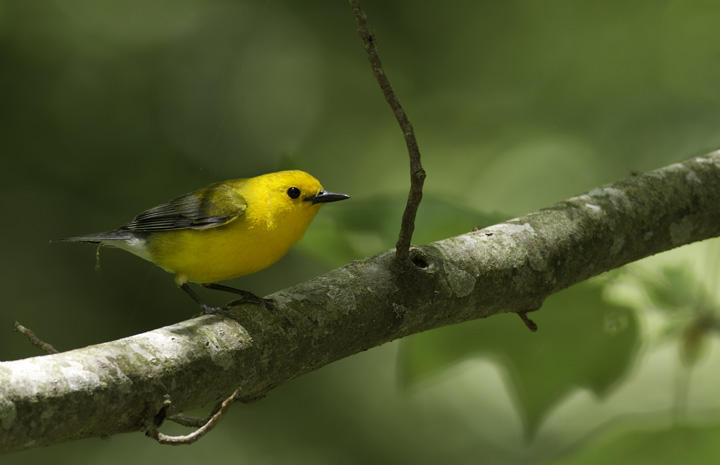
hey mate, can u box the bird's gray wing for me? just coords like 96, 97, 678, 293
123, 181, 247, 232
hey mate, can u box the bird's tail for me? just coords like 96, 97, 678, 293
52, 230, 137, 244
52, 229, 151, 261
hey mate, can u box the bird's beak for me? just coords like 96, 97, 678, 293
307, 190, 350, 204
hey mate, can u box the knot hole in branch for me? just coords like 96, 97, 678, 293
409, 247, 431, 270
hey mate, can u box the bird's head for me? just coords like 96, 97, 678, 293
251, 170, 349, 229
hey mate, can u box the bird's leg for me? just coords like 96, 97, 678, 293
202, 283, 263, 303
180, 283, 221, 315
203, 283, 275, 309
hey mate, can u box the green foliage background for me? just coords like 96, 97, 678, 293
2, 1, 720, 463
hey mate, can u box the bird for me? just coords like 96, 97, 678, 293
55, 170, 350, 314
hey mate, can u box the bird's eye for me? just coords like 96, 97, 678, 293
287, 187, 301, 199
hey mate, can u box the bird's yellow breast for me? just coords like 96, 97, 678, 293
146, 204, 318, 284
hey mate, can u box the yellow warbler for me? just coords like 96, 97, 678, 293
57, 170, 349, 313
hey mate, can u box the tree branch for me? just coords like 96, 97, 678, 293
2, 152, 720, 453
349, 0, 426, 268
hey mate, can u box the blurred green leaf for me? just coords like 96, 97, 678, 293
616, 240, 720, 367
549, 423, 720, 465
679, 314, 719, 368
398, 281, 640, 438
641, 266, 713, 316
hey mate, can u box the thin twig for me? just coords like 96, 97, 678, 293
168, 399, 225, 428
349, 0, 426, 269
146, 388, 242, 445
13, 321, 59, 354
517, 312, 538, 332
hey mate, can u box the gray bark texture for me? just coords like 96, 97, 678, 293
2, 152, 720, 453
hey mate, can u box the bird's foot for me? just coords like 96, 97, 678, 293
203, 283, 275, 310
